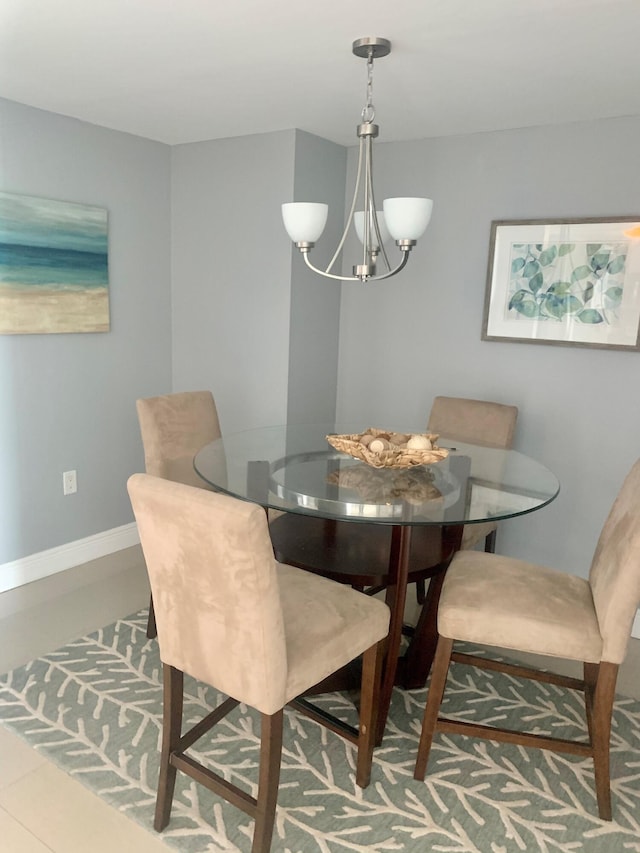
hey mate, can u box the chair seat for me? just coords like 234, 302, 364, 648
277, 563, 390, 702
439, 551, 603, 662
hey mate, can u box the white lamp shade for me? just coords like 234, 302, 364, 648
282, 202, 328, 243
383, 197, 433, 241
354, 210, 390, 250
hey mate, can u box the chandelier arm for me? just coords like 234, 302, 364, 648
367, 249, 411, 282
364, 139, 392, 273
303, 251, 359, 282
325, 137, 365, 274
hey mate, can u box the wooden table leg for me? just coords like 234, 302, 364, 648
375, 524, 412, 745
400, 568, 446, 689
401, 523, 463, 689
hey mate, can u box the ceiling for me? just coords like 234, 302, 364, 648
1, 0, 639, 148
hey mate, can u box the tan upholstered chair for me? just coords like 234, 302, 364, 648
427, 395, 519, 553
136, 390, 221, 637
127, 474, 390, 853
136, 390, 221, 488
414, 458, 640, 821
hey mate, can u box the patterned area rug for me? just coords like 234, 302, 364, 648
1, 610, 639, 852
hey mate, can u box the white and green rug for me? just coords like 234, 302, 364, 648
1, 610, 639, 852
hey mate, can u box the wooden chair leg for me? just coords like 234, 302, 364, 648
484, 529, 497, 553
590, 661, 618, 821
252, 710, 284, 853
414, 636, 454, 780
416, 578, 426, 604
356, 641, 385, 788
154, 664, 183, 831
146, 593, 157, 639
583, 661, 598, 744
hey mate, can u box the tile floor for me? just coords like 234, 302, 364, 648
0, 546, 638, 852
0, 547, 170, 852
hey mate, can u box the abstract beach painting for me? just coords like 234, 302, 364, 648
0, 191, 109, 334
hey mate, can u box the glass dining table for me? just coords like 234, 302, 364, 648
194, 423, 560, 742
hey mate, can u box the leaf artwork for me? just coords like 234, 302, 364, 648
506, 242, 627, 325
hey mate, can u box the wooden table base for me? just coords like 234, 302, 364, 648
269, 514, 462, 742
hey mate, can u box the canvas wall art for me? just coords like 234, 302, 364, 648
0, 191, 109, 335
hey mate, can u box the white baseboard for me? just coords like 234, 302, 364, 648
633, 612, 640, 641
0, 523, 140, 595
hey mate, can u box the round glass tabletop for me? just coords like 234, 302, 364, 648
194, 423, 560, 526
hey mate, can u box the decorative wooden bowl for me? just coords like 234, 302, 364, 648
326, 427, 449, 469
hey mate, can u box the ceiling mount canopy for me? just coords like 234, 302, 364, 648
282, 36, 433, 283
351, 36, 391, 60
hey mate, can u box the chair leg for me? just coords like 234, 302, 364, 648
356, 641, 385, 788
416, 578, 426, 604
484, 529, 497, 553
583, 661, 598, 744
252, 711, 284, 853
414, 636, 454, 780
589, 661, 618, 821
154, 664, 183, 831
146, 593, 157, 639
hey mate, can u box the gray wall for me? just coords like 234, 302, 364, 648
337, 116, 640, 577
0, 98, 172, 565
171, 129, 344, 432
3, 95, 638, 594
171, 131, 295, 433
287, 131, 345, 424
1, 114, 344, 567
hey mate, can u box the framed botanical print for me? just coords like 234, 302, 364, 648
482, 217, 640, 350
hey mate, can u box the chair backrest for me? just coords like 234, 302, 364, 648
589, 458, 640, 664
136, 391, 221, 486
127, 473, 288, 713
427, 396, 518, 449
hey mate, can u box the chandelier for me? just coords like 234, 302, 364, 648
282, 37, 433, 283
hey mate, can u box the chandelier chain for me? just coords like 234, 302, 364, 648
361, 50, 376, 124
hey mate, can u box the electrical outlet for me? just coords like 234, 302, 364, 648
63, 470, 77, 495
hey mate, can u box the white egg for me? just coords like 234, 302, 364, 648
407, 435, 432, 450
